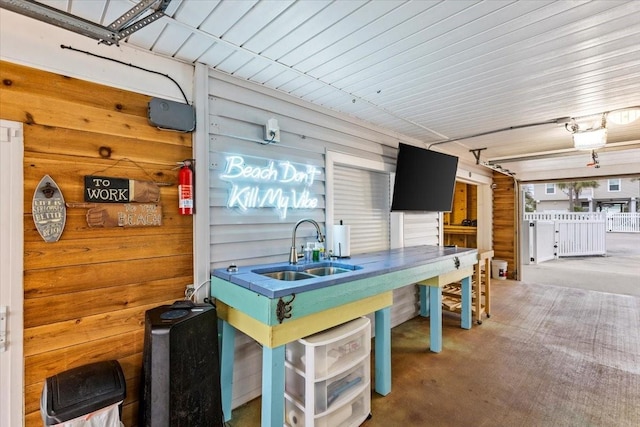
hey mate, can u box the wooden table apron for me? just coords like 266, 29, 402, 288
211, 252, 477, 427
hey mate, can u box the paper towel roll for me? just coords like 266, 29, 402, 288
331, 403, 353, 426
332, 225, 351, 258
288, 409, 303, 427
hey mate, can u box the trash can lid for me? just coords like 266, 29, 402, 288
41, 360, 126, 425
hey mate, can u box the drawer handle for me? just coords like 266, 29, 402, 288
454, 256, 460, 269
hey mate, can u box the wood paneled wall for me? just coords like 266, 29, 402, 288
444, 182, 478, 226
0, 61, 193, 426
492, 171, 518, 279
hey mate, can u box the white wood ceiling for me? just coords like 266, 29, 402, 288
35, 0, 640, 180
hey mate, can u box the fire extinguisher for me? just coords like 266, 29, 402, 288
178, 159, 194, 215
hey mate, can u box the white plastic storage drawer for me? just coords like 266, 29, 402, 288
285, 382, 371, 427
285, 355, 370, 413
285, 317, 371, 378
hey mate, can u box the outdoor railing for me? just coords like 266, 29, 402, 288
607, 213, 640, 233
523, 212, 607, 259
523, 211, 640, 263
523, 212, 606, 221
524, 212, 640, 233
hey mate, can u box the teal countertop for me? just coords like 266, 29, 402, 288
211, 245, 477, 299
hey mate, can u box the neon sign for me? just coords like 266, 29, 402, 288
220, 155, 320, 219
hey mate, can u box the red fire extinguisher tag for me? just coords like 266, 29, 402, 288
179, 185, 193, 209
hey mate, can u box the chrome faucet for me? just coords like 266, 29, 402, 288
289, 218, 325, 264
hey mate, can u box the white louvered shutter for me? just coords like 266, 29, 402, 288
333, 165, 390, 253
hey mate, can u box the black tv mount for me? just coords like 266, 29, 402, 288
469, 148, 487, 164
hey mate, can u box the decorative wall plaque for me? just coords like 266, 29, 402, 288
66, 202, 162, 228
32, 175, 66, 242
84, 175, 160, 203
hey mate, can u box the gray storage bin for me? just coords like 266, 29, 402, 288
41, 360, 126, 426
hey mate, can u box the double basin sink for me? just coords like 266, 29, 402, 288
253, 262, 362, 281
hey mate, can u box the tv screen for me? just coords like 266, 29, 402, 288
391, 143, 459, 212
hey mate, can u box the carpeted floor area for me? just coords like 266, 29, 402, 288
227, 280, 640, 426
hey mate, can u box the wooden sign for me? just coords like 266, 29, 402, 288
84, 175, 160, 203
32, 175, 66, 242
67, 203, 162, 228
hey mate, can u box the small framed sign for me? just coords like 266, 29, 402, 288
67, 202, 162, 228
84, 175, 160, 203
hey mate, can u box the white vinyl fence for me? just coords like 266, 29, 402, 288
524, 212, 606, 222
607, 213, 640, 233
556, 219, 607, 256
522, 220, 556, 264
523, 212, 607, 263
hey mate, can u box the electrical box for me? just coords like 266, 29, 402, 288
148, 98, 195, 132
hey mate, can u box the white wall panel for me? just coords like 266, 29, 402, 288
396, 212, 441, 325
403, 212, 440, 247
205, 69, 438, 410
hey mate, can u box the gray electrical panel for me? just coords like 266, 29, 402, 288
148, 97, 196, 132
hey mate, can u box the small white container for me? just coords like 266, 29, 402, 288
491, 259, 508, 280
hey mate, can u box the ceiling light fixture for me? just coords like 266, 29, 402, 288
573, 127, 607, 150
566, 113, 607, 150
426, 105, 640, 157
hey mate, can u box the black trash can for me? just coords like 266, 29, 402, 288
41, 360, 126, 426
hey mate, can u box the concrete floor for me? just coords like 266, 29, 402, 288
227, 234, 640, 427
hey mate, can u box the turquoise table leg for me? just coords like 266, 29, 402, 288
419, 285, 430, 317
374, 307, 391, 395
262, 345, 285, 427
429, 286, 443, 352
460, 275, 472, 330
220, 320, 236, 422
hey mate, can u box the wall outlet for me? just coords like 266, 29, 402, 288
185, 284, 195, 299
264, 118, 280, 143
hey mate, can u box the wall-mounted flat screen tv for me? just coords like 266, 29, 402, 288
391, 143, 459, 212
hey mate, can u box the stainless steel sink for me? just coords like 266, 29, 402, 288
302, 266, 351, 276
253, 262, 361, 281
260, 271, 315, 281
